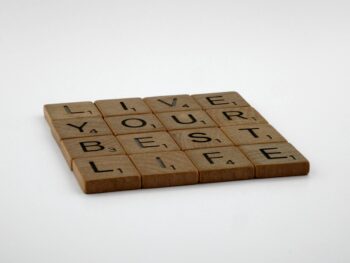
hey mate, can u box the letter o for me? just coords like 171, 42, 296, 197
121, 118, 147, 128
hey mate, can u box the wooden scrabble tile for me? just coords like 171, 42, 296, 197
44, 101, 101, 124
60, 135, 125, 169
104, 114, 165, 135
239, 142, 310, 178
130, 151, 198, 188
206, 107, 267, 127
192, 92, 249, 109
144, 94, 202, 113
185, 146, 254, 183
156, 110, 217, 130
221, 124, 286, 145
169, 127, 232, 150
95, 98, 151, 117
117, 131, 180, 154
72, 155, 141, 194
51, 116, 112, 142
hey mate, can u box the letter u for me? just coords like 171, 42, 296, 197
171, 114, 196, 124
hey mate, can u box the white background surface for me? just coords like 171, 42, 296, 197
1, 0, 349, 262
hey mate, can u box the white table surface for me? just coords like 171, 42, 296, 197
1, 1, 349, 262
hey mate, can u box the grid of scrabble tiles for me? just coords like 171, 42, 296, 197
44, 92, 310, 194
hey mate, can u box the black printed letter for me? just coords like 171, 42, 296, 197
134, 137, 159, 148
67, 122, 88, 132
171, 114, 196, 124
121, 118, 147, 128
203, 151, 223, 164
89, 161, 113, 173
188, 132, 212, 143
80, 141, 105, 152
223, 111, 247, 120
206, 96, 228, 106
239, 127, 260, 138
260, 147, 287, 160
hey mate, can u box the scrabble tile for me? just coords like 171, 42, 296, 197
60, 135, 125, 169
206, 107, 267, 127
44, 101, 101, 124
144, 94, 202, 113
95, 98, 151, 117
185, 146, 254, 183
169, 127, 232, 150
221, 124, 286, 145
192, 92, 249, 109
239, 142, 310, 178
51, 116, 112, 142
72, 155, 141, 194
130, 151, 198, 188
117, 131, 180, 154
156, 110, 217, 130
104, 114, 165, 135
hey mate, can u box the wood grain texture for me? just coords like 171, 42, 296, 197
60, 135, 125, 169
144, 94, 201, 113
104, 113, 165, 135
95, 98, 151, 117
185, 146, 254, 183
192, 92, 249, 109
239, 142, 310, 178
44, 101, 101, 124
117, 131, 180, 154
206, 107, 267, 127
130, 151, 198, 188
156, 110, 217, 130
221, 124, 286, 145
51, 116, 112, 142
72, 155, 141, 194
169, 127, 232, 150
44, 92, 310, 193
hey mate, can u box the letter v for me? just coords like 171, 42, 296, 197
158, 98, 177, 107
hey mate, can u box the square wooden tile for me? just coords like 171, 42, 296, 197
206, 107, 267, 126
104, 114, 165, 135
117, 131, 180, 154
144, 94, 202, 113
44, 101, 101, 124
95, 98, 151, 117
239, 142, 310, 178
192, 92, 249, 109
169, 127, 232, 150
221, 124, 286, 145
130, 151, 198, 188
72, 155, 141, 194
156, 110, 217, 130
60, 135, 125, 169
185, 146, 254, 183
51, 116, 112, 142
